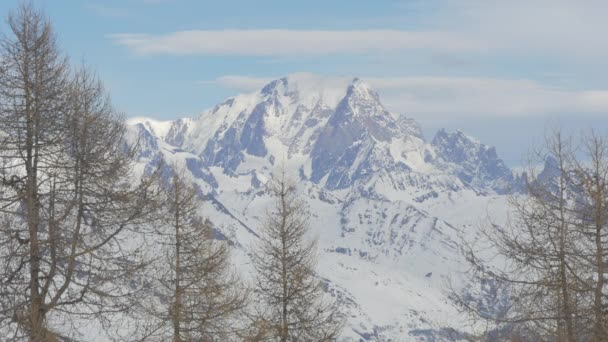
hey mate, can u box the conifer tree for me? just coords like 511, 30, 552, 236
141, 169, 246, 341
251, 170, 342, 341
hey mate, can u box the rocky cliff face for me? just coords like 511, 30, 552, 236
431, 129, 523, 194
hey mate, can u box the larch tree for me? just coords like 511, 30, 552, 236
0, 4, 158, 341
570, 132, 608, 341
251, 170, 342, 342
140, 168, 246, 342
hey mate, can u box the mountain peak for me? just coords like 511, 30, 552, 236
346, 77, 380, 104
432, 129, 516, 193
258, 73, 378, 110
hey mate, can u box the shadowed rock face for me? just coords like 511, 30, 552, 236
201, 125, 245, 173
310, 81, 393, 189
240, 102, 268, 157
185, 158, 218, 188
164, 118, 189, 147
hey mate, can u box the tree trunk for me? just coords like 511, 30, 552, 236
591, 145, 606, 342
557, 145, 576, 342
24, 30, 44, 341
281, 183, 288, 342
173, 180, 182, 342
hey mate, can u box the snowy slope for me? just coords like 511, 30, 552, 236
128, 73, 519, 341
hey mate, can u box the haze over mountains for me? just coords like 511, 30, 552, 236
127, 73, 525, 340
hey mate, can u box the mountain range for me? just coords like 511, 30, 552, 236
127, 73, 526, 341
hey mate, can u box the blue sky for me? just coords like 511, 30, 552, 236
1, 0, 607, 166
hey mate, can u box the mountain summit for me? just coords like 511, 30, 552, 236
155, 74, 517, 193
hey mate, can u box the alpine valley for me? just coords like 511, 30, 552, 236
127, 73, 528, 341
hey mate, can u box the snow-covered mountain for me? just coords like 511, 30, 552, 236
127, 73, 519, 341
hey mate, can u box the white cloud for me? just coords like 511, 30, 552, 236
198, 75, 275, 92
201, 74, 608, 119
110, 30, 483, 56
109, 1, 608, 63
367, 77, 608, 118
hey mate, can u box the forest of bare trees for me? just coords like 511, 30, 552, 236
0, 3, 340, 342
456, 131, 608, 341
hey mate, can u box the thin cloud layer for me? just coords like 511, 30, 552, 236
110, 30, 482, 56
109, 1, 608, 63
371, 77, 608, 118
200, 74, 608, 119
198, 75, 275, 90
